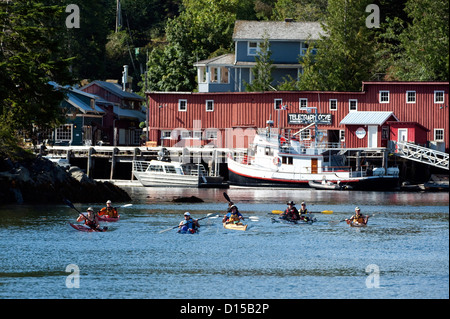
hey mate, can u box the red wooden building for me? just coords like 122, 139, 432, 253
146, 82, 449, 153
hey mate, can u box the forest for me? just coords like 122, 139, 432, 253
0, 0, 449, 148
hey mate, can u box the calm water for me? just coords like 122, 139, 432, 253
0, 187, 448, 299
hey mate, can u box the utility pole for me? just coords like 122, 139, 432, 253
115, 0, 122, 32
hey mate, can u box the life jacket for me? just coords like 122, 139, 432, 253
99, 206, 118, 218
285, 207, 300, 220
181, 218, 197, 231
351, 214, 366, 224
228, 211, 241, 223
84, 216, 97, 228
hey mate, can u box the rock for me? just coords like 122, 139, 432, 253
0, 155, 131, 205
172, 196, 204, 203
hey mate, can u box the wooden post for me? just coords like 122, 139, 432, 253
87, 147, 94, 177
110, 148, 118, 180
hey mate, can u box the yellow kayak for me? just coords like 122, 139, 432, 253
223, 222, 248, 231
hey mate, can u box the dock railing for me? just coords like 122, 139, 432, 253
391, 141, 449, 170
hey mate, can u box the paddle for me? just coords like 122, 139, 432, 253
271, 209, 333, 215
223, 192, 232, 204
159, 213, 219, 234
63, 199, 105, 231
328, 213, 376, 226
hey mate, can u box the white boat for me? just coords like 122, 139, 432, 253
227, 127, 399, 191
132, 160, 228, 188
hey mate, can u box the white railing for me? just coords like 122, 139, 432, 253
392, 141, 449, 170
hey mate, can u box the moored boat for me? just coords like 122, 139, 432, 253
133, 159, 228, 188
308, 180, 341, 190
227, 124, 399, 190
223, 222, 248, 231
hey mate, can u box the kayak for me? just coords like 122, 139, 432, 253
223, 222, 248, 231
347, 221, 367, 227
271, 217, 316, 225
69, 223, 107, 232
177, 225, 199, 234
98, 215, 120, 222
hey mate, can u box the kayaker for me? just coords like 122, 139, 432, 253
98, 200, 118, 218
346, 207, 369, 225
223, 205, 244, 224
299, 201, 312, 222
77, 207, 102, 230
179, 212, 200, 233
280, 201, 300, 221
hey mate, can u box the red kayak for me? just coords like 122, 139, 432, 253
98, 215, 120, 222
69, 223, 107, 232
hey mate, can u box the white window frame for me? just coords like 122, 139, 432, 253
204, 129, 218, 140
329, 99, 337, 111
300, 129, 311, 140
379, 91, 390, 103
206, 100, 214, 112
406, 91, 416, 104
299, 98, 308, 109
339, 129, 345, 142
349, 99, 358, 112
434, 91, 444, 103
300, 41, 317, 56
248, 41, 262, 56
178, 99, 187, 112
274, 99, 282, 110
161, 130, 172, 139
55, 124, 73, 142
434, 128, 444, 141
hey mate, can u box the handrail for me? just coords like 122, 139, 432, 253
392, 141, 449, 170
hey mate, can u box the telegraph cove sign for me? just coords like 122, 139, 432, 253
287, 113, 332, 125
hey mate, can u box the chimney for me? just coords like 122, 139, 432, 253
122, 65, 128, 91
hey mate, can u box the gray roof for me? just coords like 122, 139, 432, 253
81, 80, 145, 101
194, 54, 235, 66
340, 112, 398, 125
233, 20, 323, 41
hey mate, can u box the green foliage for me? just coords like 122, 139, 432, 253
245, 36, 275, 92
0, 0, 73, 143
272, 0, 327, 21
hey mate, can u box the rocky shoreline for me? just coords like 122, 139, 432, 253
0, 154, 131, 205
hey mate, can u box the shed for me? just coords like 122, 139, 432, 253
340, 111, 398, 148
387, 121, 429, 147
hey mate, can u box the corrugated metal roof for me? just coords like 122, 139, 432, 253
340, 112, 397, 125
233, 20, 324, 41
82, 81, 145, 101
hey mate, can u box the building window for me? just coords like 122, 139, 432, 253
178, 99, 187, 112
379, 91, 389, 103
329, 99, 337, 111
161, 130, 172, 139
406, 91, 416, 103
339, 130, 345, 142
300, 41, 317, 56
204, 129, 218, 140
382, 126, 389, 139
349, 99, 358, 111
434, 91, 444, 103
299, 98, 308, 109
274, 99, 282, 110
300, 129, 311, 140
248, 41, 261, 56
198, 66, 206, 83
55, 124, 72, 142
434, 129, 444, 141
210, 67, 218, 83
206, 100, 214, 112
220, 67, 229, 84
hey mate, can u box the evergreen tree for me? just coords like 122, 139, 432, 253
245, 36, 275, 92
297, 0, 376, 91
0, 1, 73, 143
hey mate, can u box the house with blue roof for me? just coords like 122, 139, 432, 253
194, 20, 323, 93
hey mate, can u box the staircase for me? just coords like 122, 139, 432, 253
391, 141, 449, 170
